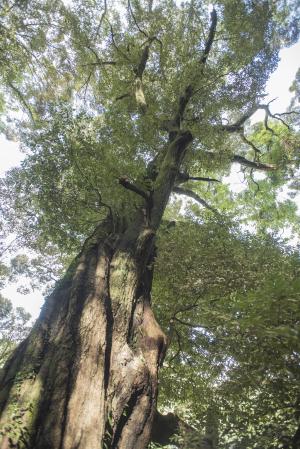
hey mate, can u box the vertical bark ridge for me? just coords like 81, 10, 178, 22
104, 236, 167, 449
0, 225, 117, 449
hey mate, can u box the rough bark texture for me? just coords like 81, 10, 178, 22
0, 218, 165, 449
0, 131, 193, 449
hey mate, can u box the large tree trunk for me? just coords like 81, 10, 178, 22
0, 215, 166, 449
0, 131, 193, 449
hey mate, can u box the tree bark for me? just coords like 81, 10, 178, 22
0, 131, 193, 449
0, 216, 166, 449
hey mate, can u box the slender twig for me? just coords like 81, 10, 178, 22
249, 168, 260, 195
109, 23, 131, 62
95, 0, 107, 38
169, 329, 183, 362
240, 131, 261, 154
173, 316, 202, 328
128, 0, 148, 38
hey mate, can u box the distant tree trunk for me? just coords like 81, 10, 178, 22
0, 131, 193, 449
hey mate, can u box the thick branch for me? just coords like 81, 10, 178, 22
172, 8, 218, 131
177, 172, 221, 184
233, 155, 276, 171
134, 44, 150, 78
119, 176, 150, 201
132, 42, 152, 113
200, 8, 217, 64
173, 186, 220, 215
220, 102, 297, 134
220, 105, 259, 132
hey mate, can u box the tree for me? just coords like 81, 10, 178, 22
0, 295, 31, 367
0, 1, 299, 448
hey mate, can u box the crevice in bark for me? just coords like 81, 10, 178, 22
111, 388, 143, 449
103, 262, 114, 393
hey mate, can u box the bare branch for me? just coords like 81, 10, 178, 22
177, 172, 221, 184
173, 186, 220, 215
119, 176, 150, 201
263, 107, 275, 134
221, 103, 297, 135
173, 316, 202, 328
233, 155, 276, 171
249, 168, 260, 195
274, 111, 300, 117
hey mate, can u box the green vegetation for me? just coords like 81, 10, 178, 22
0, 0, 299, 448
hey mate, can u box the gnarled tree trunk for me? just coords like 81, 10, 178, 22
0, 131, 193, 449
0, 217, 165, 449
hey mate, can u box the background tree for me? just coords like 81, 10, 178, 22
0, 294, 31, 367
0, 1, 299, 448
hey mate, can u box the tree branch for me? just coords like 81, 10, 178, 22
220, 103, 298, 134
200, 8, 217, 64
128, 0, 149, 38
220, 105, 259, 132
109, 24, 131, 62
134, 44, 150, 78
240, 131, 261, 154
95, 0, 107, 38
172, 8, 218, 131
233, 155, 276, 171
81, 60, 116, 67
119, 176, 150, 201
173, 186, 220, 215
177, 172, 221, 184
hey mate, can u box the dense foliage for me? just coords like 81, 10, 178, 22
1, 0, 300, 448
0, 294, 31, 367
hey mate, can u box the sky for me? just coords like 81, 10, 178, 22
1, 40, 300, 321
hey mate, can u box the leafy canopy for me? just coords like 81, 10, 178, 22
0, 0, 300, 448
